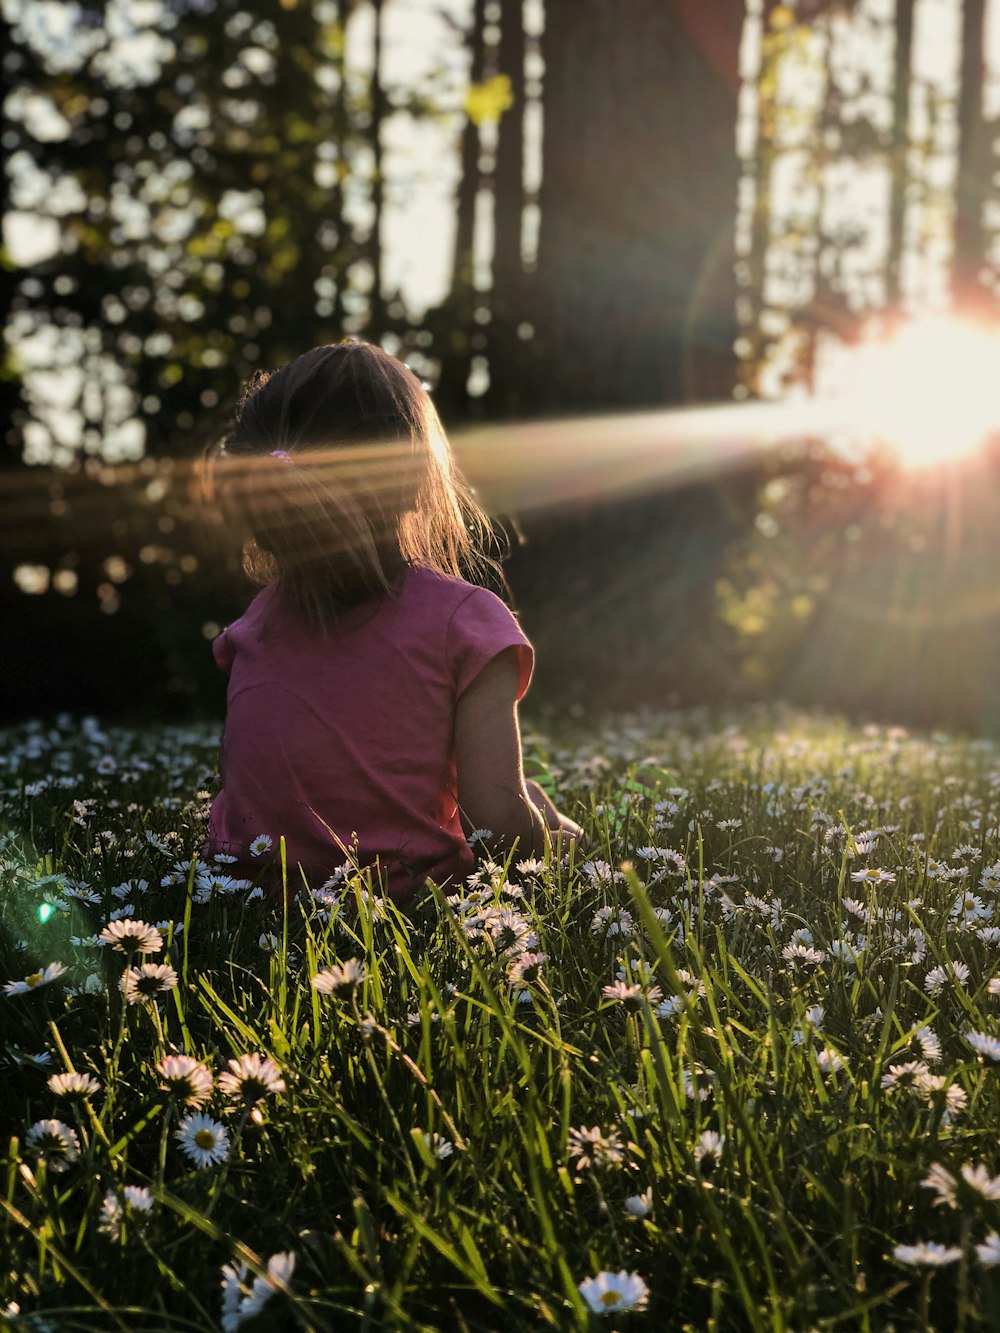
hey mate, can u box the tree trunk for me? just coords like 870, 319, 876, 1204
523, 0, 743, 413
953, 0, 990, 316
885, 0, 915, 315
486, 0, 527, 416
367, 0, 387, 336
433, 0, 488, 414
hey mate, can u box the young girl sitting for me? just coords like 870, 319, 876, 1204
200, 340, 582, 903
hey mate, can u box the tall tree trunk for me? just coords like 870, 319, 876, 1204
524, 0, 743, 413
486, 0, 527, 416
434, 0, 487, 414
367, 0, 387, 336
885, 0, 915, 316
953, 0, 990, 316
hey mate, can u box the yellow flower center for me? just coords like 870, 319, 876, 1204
599, 1290, 622, 1307
194, 1129, 215, 1149
26, 972, 44, 987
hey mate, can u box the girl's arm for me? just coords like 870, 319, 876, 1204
454, 647, 582, 860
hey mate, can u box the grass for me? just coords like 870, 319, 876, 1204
4, 702, 1000, 1330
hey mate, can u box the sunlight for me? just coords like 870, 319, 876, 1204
828, 317, 1000, 468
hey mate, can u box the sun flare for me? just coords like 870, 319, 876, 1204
829, 317, 1000, 468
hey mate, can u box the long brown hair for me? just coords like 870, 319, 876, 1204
199, 341, 507, 634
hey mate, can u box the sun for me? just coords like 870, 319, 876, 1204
828, 316, 1000, 468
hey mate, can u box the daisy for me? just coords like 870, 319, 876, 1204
311, 958, 366, 994
965, 1030, 1000, 1061
4, 962, 68, 996
421, 1132, 454, 1160
815, 1048, 848, 1074
99, 919, 163, 955
602, 980, 654, 1011
578, 1270, 649, 1315
248, 833, 273, 857
175, 1112, 230, 1167
850, 868, 896, 885
221, 1251, 295, 1333
988, 978, 1000, 997
893, 1242, 962, 1267
157, 1054, 214, 1107
976, 1234, 1000, 1266
881, 1061, 930, 1092
781, 943, 826, 966
25, 1118, 80, 1172
915, 1025, 942, 1064
693, 1130, 725, 1163
508, 951, 548, 986
120, 963, 179, 1005
48, 1071, 100, 1099
921, 1163, 958, 1208
217, 1053, 286, 1104
962, 1163, 1000, 1201
567, 1125, 625, 1170
924, 962, 971, 996
624, 1188, 653, 1218
98, 1186, 154, 1241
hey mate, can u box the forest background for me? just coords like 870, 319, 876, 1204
4, 0, 1000, 734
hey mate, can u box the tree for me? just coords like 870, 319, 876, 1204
953, 0, 991, 317
514, 0, 744, 413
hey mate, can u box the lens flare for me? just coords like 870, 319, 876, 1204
824, 317, 1000, 469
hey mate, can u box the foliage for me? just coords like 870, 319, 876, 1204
7, 706, 1000, 1327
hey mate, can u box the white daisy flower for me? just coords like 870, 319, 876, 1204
976, 1234, 1000, 1266
248, 834, 273, 857
881, 1061, 930, 1092
421, 1132, 454, 1160
624, 1188, 653, 1218
578, 1270, 649, 1315
175, 1112, 230, 1167
311, 958, 366, 995
601, 979, 662, 1010
850, 868, 896, 885
693, 1130, 725, 1163
962, 1164, 1000, 1201
965, 1030, 1000, 1061
47, 1071, 100, 1099
157, 1054, 214, 1107
815, 1048, 848, 1074
924, 962, 971, 996
98, 1186, 155, 1241
99, 920, 163, 955
781, 943, 826, 966
567, 1125, 626, 1170
915, 1025, 942, 1064
4, 962, 68, 996
25, 1118, 80, 1172
217, 1053, 286, 1104
221, 1250, 296, 1332
921, 1163, 958, 1208
508, 951, 548, 986
120, 963, 179, 1005
893, 1242, 962, 1267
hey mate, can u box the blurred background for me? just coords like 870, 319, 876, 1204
5, 0, 1000, 732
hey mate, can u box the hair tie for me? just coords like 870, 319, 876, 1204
269, 450, 294, 464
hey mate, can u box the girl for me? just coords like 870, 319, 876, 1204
200, 340, 582, 902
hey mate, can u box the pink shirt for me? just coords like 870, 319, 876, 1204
203, 565, 533, 901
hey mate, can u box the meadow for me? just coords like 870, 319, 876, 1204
5, 704, 1000, 1331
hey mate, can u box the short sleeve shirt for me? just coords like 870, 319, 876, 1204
203, 565, 533, 900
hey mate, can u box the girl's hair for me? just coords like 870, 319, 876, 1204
200, 340, 507, 634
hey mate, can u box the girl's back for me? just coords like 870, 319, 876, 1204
205, 563, 532, 899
